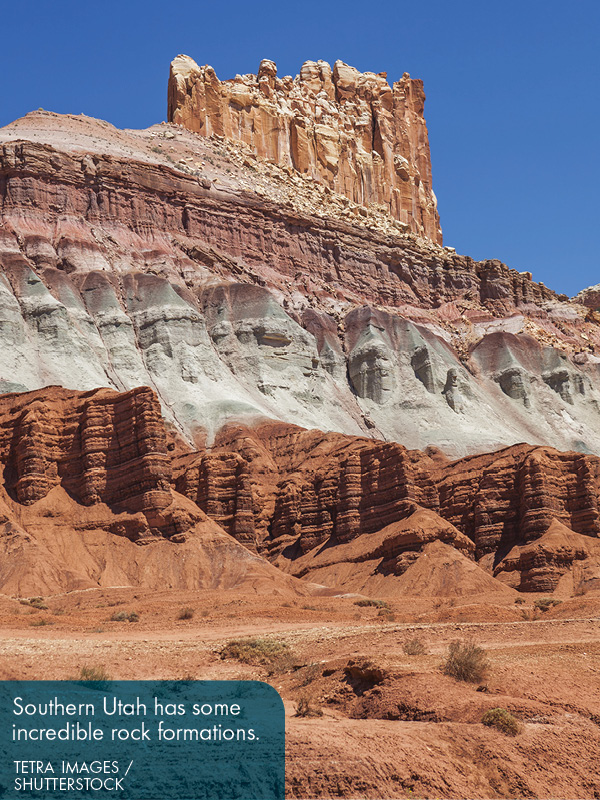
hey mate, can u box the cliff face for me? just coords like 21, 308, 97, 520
0, 386, 307, 596
1, 116, 599, 459
0, 387, 598, 595
168, 55, 442, 243
179, 422, 600, 592
1, 105, 600, 598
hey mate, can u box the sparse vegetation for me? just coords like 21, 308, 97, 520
110, 611, 139, 623
294, 695, 323, 718
220, 638, 292, 671
482, 707, 521, 736
354, 599, 389, 609
442, 639, 490, 683
30, 618, 52, 627
534, 597, 562, 612
178, 607, 195, 620
20, 597, 48, 610
514, 596, 525, 605
297, 663, 322, 687
402, 636, 427, 656
77, 665, 112, 682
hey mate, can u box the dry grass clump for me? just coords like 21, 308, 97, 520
76, 665, 112, 682
534, 597, 562, 612
402, 635, 427, 656
110, 611, 139, 622
482, 707, 521, 736
442, 639, 490, 683
294, 695, 323, 718
20, 597, 48, 610
354, 598, 389, 609
178, 607, 195, 620
220, 638, 293, 671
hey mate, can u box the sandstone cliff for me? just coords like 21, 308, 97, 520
168, 55, 442, 243
173, 420, 600, 593
0, 386, 307, 596
1, 113, 599, 459
0, 387, 598, 595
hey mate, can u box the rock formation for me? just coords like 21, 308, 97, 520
1, 82, 600, 598
0, 386, 309, 596
175, 421, 600, 592
168, 56, 442, 243
2, 119, 600, 457
0, 390, 598, 594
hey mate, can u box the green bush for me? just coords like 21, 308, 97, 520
482, 707, 521, 736
442, 639, 490, 683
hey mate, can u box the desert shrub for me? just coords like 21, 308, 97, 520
402, 636, 427, 656
52, 607, 67, 616
20, 597, 48, 610
514, 597, 525, 605
442, 639, 490, 683
482, 707, 521, 736
220, 638, 292, 670
534, 597, 562, 612
377, 608, 396, 621
354, 599, 389, 609
77, 665, 112, 682
30, 619, 52, 627
295, 695, 323, 718
298, 663, 322, 687
110, 611, 139, 622
178, 607, 195, 620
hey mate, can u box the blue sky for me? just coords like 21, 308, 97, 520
1, 0, 598, 296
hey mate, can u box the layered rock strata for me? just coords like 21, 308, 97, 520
0, 385, 171, 512
168, 56, 442, 242
188, 422, 600, 591
1, 120, 599, 457
0, 387, 598, 593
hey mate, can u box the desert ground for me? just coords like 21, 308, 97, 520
1, 588, 599, 799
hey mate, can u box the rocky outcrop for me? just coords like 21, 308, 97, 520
0, 386, 172, 512
173, 451, 255, 547
168, 56, 442, 243
0, 386, 310, 596
3, 128, 598, 456
1, 386, 599, 593
181, 423, 600, 591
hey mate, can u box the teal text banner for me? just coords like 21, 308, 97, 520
0, 680, 284, 800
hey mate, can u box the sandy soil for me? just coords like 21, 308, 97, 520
1, 588, 599, 799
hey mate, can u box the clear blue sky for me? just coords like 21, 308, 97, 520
1, 0, 598, 296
